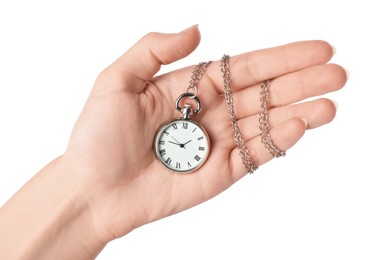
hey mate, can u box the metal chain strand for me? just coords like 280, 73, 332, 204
259, 80, 286, 158
221, 55, 258, 174
187, 61, 212, 98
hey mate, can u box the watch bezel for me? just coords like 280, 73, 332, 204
154, 118, 210, 173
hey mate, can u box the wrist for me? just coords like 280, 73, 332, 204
47, 157, 110, 258
0, 157, 108, 259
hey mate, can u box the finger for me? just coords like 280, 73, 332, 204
268, 63, 347, 108
267, 98, 337, 129
93, 25, 201, 93
206, 40, 334, 93
218, 98, 336, 149
229, 118, 307, 182
238, 97, 335, 138
213, 63, 346, 120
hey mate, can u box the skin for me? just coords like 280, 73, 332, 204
0, 25, 347, 259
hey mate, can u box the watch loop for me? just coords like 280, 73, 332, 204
175, 93, 202, 119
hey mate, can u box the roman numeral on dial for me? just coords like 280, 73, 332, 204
165, 157, 172, 165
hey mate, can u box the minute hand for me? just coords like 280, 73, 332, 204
171, 136, 182, 144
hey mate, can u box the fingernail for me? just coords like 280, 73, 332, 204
330, 99, 338, 111
343, 67, 350, 80
300, 118, 308, 129
180, 24, 199, 33
331, 45, 337, 56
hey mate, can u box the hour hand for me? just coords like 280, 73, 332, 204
183, 140, 192, 146
168, 141, 182, 146
170, 136, 185, 148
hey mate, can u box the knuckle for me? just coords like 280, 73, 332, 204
248, 143, 265, 167
95, 67, 127, 91
140, 32, 161, 44
245, 53, 264, 82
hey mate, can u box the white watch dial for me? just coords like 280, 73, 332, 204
155, 119, 209, 172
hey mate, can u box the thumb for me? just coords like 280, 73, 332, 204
94, 25, 201, 93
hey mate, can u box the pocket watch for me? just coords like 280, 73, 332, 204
154, 93, 210, 173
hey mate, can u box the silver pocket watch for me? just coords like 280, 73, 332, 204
154, 93, 210, 173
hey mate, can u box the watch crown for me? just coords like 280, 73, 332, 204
181, 104, 193, 120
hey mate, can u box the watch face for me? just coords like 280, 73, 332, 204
154, 119, 209, 173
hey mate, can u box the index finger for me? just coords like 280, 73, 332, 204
206, 40, 334, 93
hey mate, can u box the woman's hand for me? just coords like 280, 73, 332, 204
62, 25, 347, 242
0, 25, 347, 260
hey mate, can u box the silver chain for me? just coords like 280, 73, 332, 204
221, 55, 258, 174
186, 57, 283, 174
259, 80, 286, 158
187, 61, 212, 98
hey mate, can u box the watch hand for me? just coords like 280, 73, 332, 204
169, 137, 185, 148
168, 141, 182, 146
171, 136, 182, 144
183, 140, 192, 146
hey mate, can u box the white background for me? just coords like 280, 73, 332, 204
1, 0, 389, 259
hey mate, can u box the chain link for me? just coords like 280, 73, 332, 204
187, 61, 212, 98
221, 55, 258, 174
259, 80, 286, 158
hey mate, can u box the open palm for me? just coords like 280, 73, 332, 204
63, 26, 347, 241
